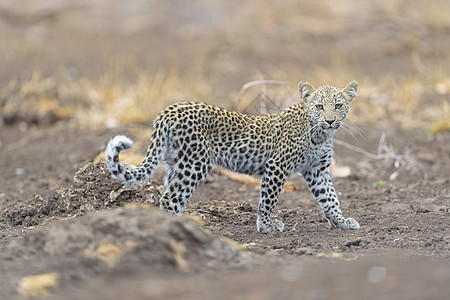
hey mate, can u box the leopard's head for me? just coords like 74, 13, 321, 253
298, 81, 358, 133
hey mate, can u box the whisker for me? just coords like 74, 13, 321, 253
341, 121, 363, 134
343, 118, 368, 139
338, 123, 359, 141
340, 121, 367, 140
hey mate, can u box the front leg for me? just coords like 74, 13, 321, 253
257, 160, 287, 233
303, 166, 360, 230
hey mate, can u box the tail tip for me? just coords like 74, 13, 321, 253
110, 135, 133, 149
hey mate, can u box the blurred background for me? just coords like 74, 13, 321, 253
0, 0, 449, 132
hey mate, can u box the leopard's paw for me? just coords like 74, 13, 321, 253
339, 217, 360, 230
257, 217, 285, 233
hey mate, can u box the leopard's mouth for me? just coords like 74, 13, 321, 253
321, 123, 339, 131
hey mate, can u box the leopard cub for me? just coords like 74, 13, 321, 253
105, 81, 360, 233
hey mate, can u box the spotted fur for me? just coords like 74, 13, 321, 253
105, 81, 360, 233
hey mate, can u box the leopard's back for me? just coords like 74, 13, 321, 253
154, 102, 284, 174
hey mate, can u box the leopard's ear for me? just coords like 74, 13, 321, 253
343, 81, 358, 102
298, 81, 316, 101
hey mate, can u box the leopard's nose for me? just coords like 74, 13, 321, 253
325, 119, 334, 125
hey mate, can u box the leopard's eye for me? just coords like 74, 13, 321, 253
315, 104, 324, 110
335, 103, 343, 109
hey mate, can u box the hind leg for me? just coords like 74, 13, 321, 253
159, 164, 182, 215
159, 158, 212, 215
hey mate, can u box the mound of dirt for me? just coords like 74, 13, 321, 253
1, 206, 249, 298
0, 162, 161, 227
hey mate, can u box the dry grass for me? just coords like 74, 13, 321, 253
74, 66, 212, 128
1, 66, 211, 129
1, 66, 449, 137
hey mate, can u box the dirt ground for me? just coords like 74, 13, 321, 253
1, 1, 450, 299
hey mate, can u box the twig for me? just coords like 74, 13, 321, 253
333, 138, 380, 160
216, 167, 298, 192
334, 133, 423, 180
237, 80, 290, 112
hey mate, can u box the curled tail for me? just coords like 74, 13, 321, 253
105, 135, 160, 185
